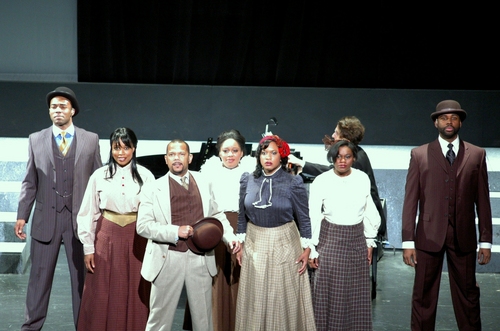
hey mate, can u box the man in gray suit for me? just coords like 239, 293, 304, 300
14, 87, 102, 331
137, 139, 240, 331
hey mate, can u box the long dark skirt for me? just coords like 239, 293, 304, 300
311, 221, 372, 331
77, 216, 150, 331
212, 212, 240, 331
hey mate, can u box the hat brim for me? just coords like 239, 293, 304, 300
186, 217, 223, 254
46, 89, 80, 116
430, 109, 467, 121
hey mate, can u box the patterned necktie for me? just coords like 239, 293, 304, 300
59, 131, 69, 156
446, 143, 455, 165
181, 176, 189, 190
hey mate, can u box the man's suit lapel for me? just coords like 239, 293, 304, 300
73, 126, 85, 165
156, 175, 172, 223
428, 139, 449, 172
44, 128, 56, 168
456, 140, 469, 177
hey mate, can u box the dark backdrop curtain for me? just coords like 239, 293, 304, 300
78, 1, 499, 90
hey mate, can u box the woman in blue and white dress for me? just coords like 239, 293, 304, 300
236, 135, 316, 331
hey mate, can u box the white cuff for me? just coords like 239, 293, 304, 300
300, 237, 314, 250
401, 241, 415, 249
236, 233, 246, 243
479, 242, 492, 249
309, 246, 319, 259
83, 244, 95, 255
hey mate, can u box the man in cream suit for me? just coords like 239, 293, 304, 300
402, 100, 492, 331
137, 139, 240, 331
15, 86, 102, 330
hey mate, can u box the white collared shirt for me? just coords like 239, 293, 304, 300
168, 171, 189, 186
52, 124, 75, 147
438, 135, 460, 158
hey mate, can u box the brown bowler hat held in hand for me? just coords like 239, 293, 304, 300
186, 217, 223, 254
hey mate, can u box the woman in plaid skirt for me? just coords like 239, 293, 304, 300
308, 140, 380, 331
235, 135, 316, 331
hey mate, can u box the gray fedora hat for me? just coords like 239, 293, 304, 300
431, 100, 467, 122
46, 86, 80, 116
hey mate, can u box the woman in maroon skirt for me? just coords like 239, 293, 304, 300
77, 127, 155, 331
308, 140, 380, 331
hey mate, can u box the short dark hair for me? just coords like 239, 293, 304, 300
167, 139, 190, 154
327, 140, 358, 164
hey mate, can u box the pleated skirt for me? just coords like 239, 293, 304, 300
77, 216, 150, 331
235, 221, 316, 331
311, 220, 372, 331
212, 211, 240, 331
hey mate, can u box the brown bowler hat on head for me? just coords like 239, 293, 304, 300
46, 86, 80, 116
431, 100, 467, 122
187, 217, 223, 254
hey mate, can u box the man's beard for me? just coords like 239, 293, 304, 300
438, 125, 460, 139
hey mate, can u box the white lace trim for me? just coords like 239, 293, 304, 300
236, 233, 246, 243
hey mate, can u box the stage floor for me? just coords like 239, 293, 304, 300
1, 245, 499, 331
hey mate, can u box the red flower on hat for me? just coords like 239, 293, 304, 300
260, 135, 290, 158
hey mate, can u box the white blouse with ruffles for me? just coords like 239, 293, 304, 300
200, 155, 255, 212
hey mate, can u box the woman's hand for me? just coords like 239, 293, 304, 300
228, 240, 241, 254
236, 243, 244, 266
84, 254, 95, 273
308, 257, 319, 269
296, 247, 311, 274
367, 246, 374, 265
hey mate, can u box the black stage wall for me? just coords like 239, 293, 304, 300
1, 81, 499, 147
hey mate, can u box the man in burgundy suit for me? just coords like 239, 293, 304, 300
15, 87, 102, 330
402, 100, 492, 331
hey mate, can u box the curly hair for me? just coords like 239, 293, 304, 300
337, 116, 365, 145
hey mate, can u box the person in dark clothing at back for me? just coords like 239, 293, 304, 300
288, 116, 387, 241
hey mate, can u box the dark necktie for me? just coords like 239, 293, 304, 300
446, 143, 455, 165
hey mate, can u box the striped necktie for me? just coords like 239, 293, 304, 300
59, 131, 69, 156
181, 176, 189, 190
